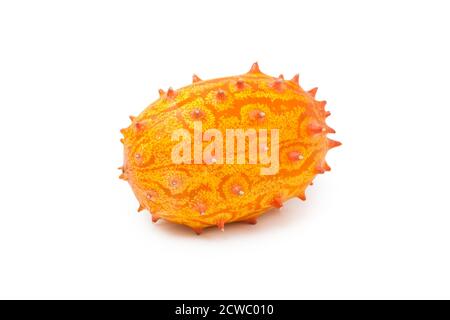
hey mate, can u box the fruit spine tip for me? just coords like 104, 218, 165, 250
137, 205, 145, 212
217, 220, 225, 231
272, 196, 283, 209
152, 215, 160, 223
291, 74, 300, 86
288, 151, 304, 162
236, 78, 245, 90
216, 89, 226, 100
158, 89, 165, 97
317, 101, 327, 110
192, 228, 203, 235
315, 165, 325, 174
192, 74, 202, 83
167, 87, 176, 99
272, 77, 285, 91
248, 62, 261, 74
328, 139, 342, 149
308, 123, 327, 134
135, 121, 146, 130
245, 218, 258, 225
308, 87, 318, 97
298, 191, 306, 201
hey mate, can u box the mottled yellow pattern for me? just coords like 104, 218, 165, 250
119, 63, 340, 234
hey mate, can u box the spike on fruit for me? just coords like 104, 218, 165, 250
119, 173, 127, 180
137, 204, 145, 212
308, 123, 326, 134
216, 89, 226, 100
135, 121, 146, 131
278, 74, 284, 80
129, 115, 136, 122
272, 196, 283, 209
231, 185, 245, 196
217, 220, 225, 232
245, 218, 258, 225
249, 109, 266, 122
192, 74, 202, 83
167, 87, 176, 99
326, 126, 336, 134
158, 89, 165, 97
315, 165, 325, 174
288, 151, 304, 162
323, 162, 331, 171
328, 139, 342, 149
120, 64, 340, 234
236, 79, 245, 90
316, 101, 327, 110
308, 87, 318, 97
195, 202, 207, 215
248, 62, 261, 74
192, 228, 203, 235
298, 191, 306, 201
152, 215, 160, 223
190, 108, 204, 120
272, 77, 284, 91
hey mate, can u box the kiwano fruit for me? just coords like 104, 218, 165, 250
119, 63, 340, 234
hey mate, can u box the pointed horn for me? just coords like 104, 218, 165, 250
298, 191, 306, 201
245, 217, 258, 225
272, 196, 283, 209
316, 100, 327, 110
167, 87, 176, 99
291, 74, 300, 86
308, 123, 326, 134
192, 74, 202, 83
217, 220, 225, 232
326, 125, 336, 134
192, 228, 203, 235
248, 62, 261, 74
328, 139, 342, 149
308, 87, 318, 97
315, 165, 325, 174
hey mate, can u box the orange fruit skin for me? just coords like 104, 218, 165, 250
119, 63, 340, 234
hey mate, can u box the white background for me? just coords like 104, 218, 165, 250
1, 0, 449, 300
